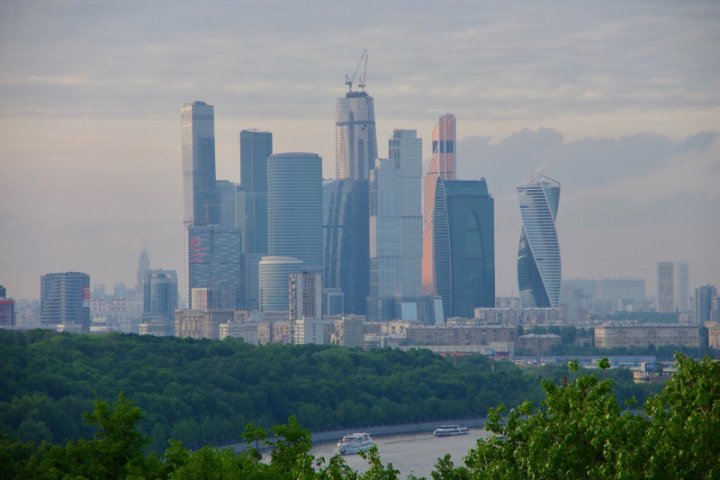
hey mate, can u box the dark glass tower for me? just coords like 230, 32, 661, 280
40, 272, 91, 331
517, 175, 561, 308
433, 179, 495, 318
181, 101, 218, 226
187, 226, 242, 309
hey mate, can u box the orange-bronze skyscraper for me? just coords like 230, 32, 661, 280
422, 113, 456, 294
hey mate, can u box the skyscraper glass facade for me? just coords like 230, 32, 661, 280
267, 152, 323, 271
187, 226, 242, 309
433, 179, 495, 318
422, 114, 456, 295
369, 130, 422, 316
40, 272, 91, 330
259, 256, 303, 312
657, 261, 674, 313
181, 101, 218, 226
335, 92, 377, 181
517, 175, 561, 308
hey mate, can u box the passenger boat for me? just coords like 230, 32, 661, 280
336, 432, 374, 455
433, 425, 469, 437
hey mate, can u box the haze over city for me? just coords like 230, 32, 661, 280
1, 0, 719, 299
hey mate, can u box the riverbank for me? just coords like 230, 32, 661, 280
226, 416, 487, 452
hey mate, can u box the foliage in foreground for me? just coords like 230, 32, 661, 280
1, 354, 718, 479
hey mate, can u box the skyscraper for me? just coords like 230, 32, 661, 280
187, 226, 242, 309
238, 130, 272, 311
216, 180, 237, 228
267, 152, 323, 271
434, 179, 495, 318
40, 272, 90, 331
676, 261, 690, 312
135, 249, 150, 295
181, 101, 218, 226
323, 72, 378, 315
657, 261, 674, 313
422, 114, 456, 294
335, 88, 377, 181
143, 270, 178, 322
368, 130, 422, 317
517, 175, 561, 308
696, 284, 717, 323
258, 256, 303, 312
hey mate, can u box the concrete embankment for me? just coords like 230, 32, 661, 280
227, 417, 487, 452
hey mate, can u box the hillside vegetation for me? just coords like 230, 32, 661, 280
0, 329, 656, 451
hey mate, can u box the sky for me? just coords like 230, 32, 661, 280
1, 0, 719, 300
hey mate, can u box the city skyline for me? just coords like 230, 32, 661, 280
1, 1, 719, 298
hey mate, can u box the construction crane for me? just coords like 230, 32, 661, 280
344, 49, 368, 92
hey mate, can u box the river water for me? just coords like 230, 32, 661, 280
309, 429, 489, 479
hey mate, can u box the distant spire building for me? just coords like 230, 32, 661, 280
181, 101, 219, 226
422, 114, 456, 295
517, 175, 561, 308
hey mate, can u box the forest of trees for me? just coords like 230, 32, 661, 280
1, 353, 717, 479
0, 329, 659, 451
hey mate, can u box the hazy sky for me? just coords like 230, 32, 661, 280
1, 0, 719, 299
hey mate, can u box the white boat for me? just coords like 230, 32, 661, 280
433, 425, 469, 437
336, 432, 374, 455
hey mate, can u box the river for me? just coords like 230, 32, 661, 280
309, 428, 489, 478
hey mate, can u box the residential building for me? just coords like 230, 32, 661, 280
696, 285, 718, 323
40, 272, 90, 331
434, 179, 495, 318
657, 262, 674, 313
595, 324, 699, 349
422, 113, 456, 295
332, 315, 364, 347
289, 271, 323, 321
174, 309, 234, 340
517, 175, 561, 308
676, 261, 690, 312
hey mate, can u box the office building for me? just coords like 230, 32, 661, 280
135, 249, 150, 295
143, 270, 178, 334
657, 262, 674, 313
40, 272, 91, 331
0, 296, 14, 326
324, 73, 378, 315
696, 285, 718, 323
175, 309, 234, 340
433, 179, 495, 318
517, 175, 561, 308
368, 130, 422, 319
676, 261, 690, 312
422, 114, 456, 295
0, 285, 6, 298
258, 256, 303, 312
216, 180, 237, 228
335, 79, 378, 181
187, 226, 242, 309
267, 152, 323, 271
181, 101, 218, 226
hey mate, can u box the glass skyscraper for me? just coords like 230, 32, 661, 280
323, 82, 378, 315
368, 130, 422, 317
433, 179, 495, 318
40, 272, 91, 331
181, 101, 218, 226
517, 175, 561, 308
422, 114, 456, 295
187, 226, 242, 309
267, 152, 323, 271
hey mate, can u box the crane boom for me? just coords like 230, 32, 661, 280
344, 49, 368, 92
